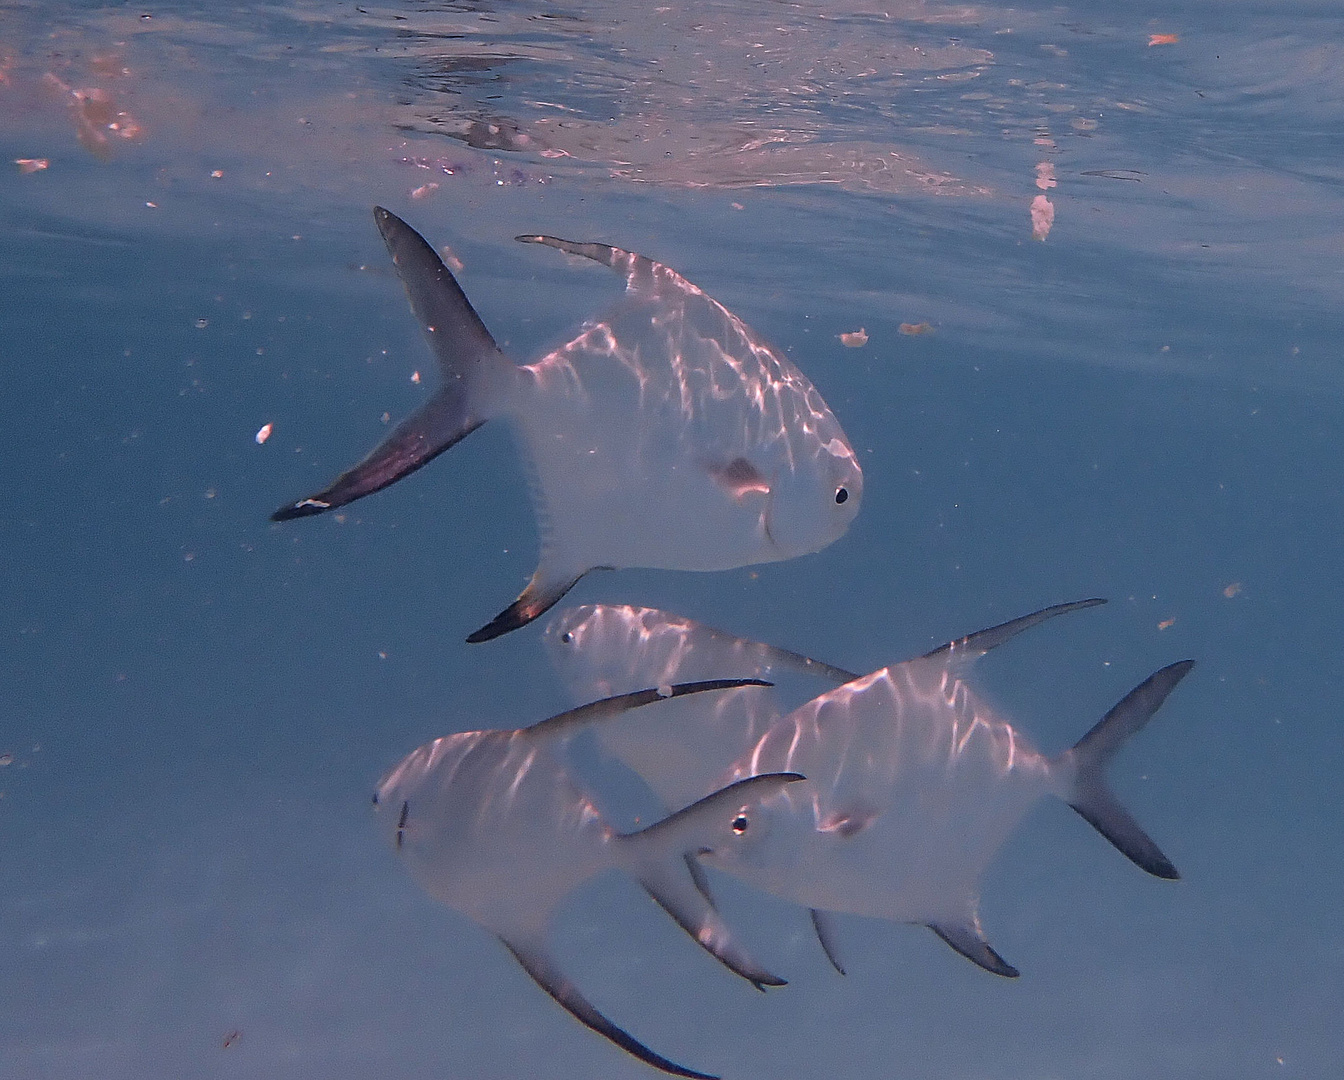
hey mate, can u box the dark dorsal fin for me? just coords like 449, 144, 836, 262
921, 598, 1107, 662
526, 679, 773, 738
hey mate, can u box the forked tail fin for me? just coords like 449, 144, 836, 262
271, 207, 511, 520
1057, 660, 1195, 879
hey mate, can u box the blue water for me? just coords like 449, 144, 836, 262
2, 2, 1341, 1077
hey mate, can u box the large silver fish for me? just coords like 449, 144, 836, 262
684, 601, 1195, 979
372, 678, 802, 1079
545, 602, 856, 813
273, 208, 863, 642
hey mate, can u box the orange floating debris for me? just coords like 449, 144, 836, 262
898, 322, 934, 336
839, 328, 869, 348
1223, 582, 1242, 598
1158, 617, 1176, 630
1031, 193, 1055, 240
255, 422, 273, 445
14, 158, 49, 173
1148, 33, 1180, 46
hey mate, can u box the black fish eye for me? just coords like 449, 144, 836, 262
731, 813, 750, 835
561, 631, 574, 644
835, 487, 849, 505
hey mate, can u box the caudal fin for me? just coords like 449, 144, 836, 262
1059, 660, 1195, 879
271, 207, 509, 520
617, 774, 805, 990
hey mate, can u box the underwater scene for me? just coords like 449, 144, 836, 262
1, 1, 1341, 1078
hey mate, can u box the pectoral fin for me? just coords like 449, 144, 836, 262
928, 919, 1019, 978
706, 457, 771, 501
498, 934, 718, 1080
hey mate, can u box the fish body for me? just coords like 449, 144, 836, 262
372, 680, 800, 1079
545, 602, 855, 812
694, 606, 1194, 977
725, 659, 1061, 925
273, 210, 862, 642
548, 600, 1193, 978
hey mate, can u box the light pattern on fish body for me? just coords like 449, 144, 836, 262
546, 603, 855, 812
371, 679, 801, 1078
729, 659, 1058, 923
272, 210, 861, 642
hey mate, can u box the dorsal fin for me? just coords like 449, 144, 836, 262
526, 679, 773, 738
921, 598, 1107, 663
517, 233, 662, 295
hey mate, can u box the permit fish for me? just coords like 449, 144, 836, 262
272, 208, 863, 642
545, 602, 857, 813
372, 677, 802, 1079
683, 600, 1194, 979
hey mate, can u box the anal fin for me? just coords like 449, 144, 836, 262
468, 567, 590, 643
928, 919, 1020, 979
498, 934, 717, 1079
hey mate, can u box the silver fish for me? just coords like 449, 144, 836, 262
683, 600, 1194, 979
273, 208, 863, 642
372, 678, 802, 1079
545, 602, 856, 814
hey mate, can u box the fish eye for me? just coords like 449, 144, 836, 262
834, 487, 849, 505
731, 813, 750, 835
561, 631, 574, 644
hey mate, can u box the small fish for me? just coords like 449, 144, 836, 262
545, 603, 856, 813
272, 208, 863, 642
372, 678, 802, 1079
638, 600, 1194, 979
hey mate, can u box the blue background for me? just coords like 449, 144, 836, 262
1, 2, 1340, 1077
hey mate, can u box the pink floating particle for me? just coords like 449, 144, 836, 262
255, 422, 273, 445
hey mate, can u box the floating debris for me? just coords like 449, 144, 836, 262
898, 322, 934, 336
1031, 194, 1055, 240
255, 422, 273, 445
839, 328, 869, 348
14, 158, 49, 174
